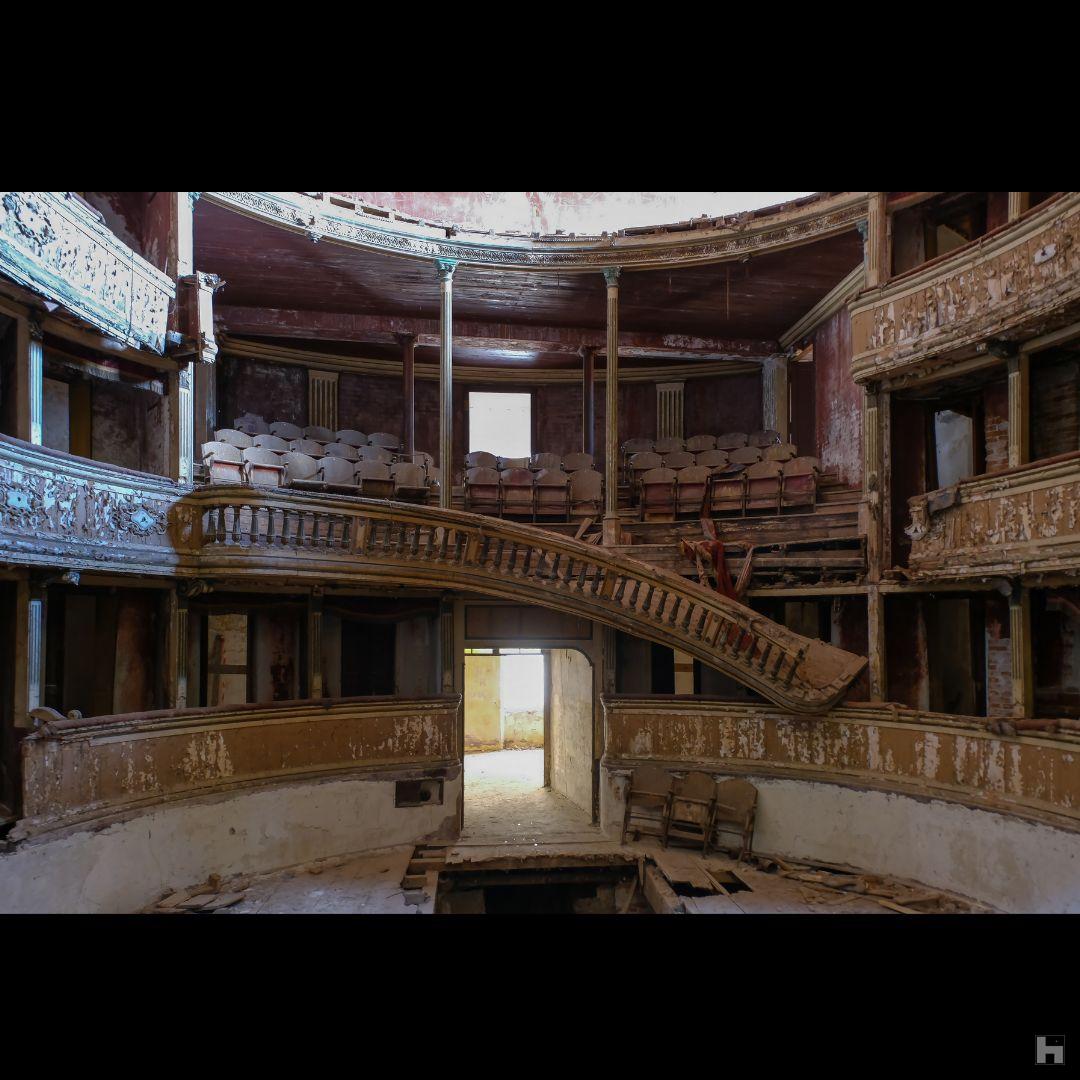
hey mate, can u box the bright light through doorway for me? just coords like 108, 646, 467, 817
469, 392, 531, 458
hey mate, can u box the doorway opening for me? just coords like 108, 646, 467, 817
462, 646, 595, 840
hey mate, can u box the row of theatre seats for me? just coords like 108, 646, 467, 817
462, 450, 602, 521
625, 429, 820, 517
200, 414, 439, 501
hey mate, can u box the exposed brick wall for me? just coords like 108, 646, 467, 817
339, 372, 403, 442
684, 372, 762, 441
983, 379, 1010, 472
216, 357, 308, 430
535, 383, 583, 456
1032, 353, 1080, 461
984, 594, 1012, 716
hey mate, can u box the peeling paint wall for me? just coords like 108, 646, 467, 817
549, 649, 593, 815
814, 307, 861, 486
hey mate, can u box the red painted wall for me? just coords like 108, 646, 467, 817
684, 372, 762, 439
814, 308, 862, 486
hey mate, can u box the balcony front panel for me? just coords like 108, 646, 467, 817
0, 191, 174, 352
905, 451, 1080, 580
17, 695, 461, 837
602, 695, 1080, 831
850, 193, 1080, 385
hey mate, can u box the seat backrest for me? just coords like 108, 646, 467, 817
357, 444, 394, 464
530, 452, 562, 472
746, 459, 783, 480
714, 778, 757, 820
499, 456, 530, 470
674, 770, 717, 803
570, 468, 602, 502
336, 428, 367, 447
355, 460, 391, 481
202, 441, 243, 464
242, 447, 284, 467
729, 445, 763, 465
677, 465, 711, 485
784, 456, 819, 476
630, 765, 672, 798
713, 463, 747, 478
289, 438, 326, 457
304, 424, 335, 443
214, 428, 253, 449
716, 431, 748, 450
391, 462, 427, 487
654, 437, 684, 455
324, 442, 359, 461
685, 435, 717, 453
629, 451, 662, 472
282, 451, 318, 482
642, 467, 677, 486
764, 442, 797, 462
500, 467, 534, 486
269, 421, 303, 441
368, 431, 400, 450
465, 467, 500, 486
696, 449, 729, 469
253, 433, 289, 453
233, 414, 269, 436
663, 450, 695, 470
408, 451, 435, 469
562, 452, 593, 472
535, 468, 570, 488
465, 451, 499, 470
318, 457, 357, 485
749, 429, 781, 448
622, 438, 654, 456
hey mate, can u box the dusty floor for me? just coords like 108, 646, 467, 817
146, 749, 969, 914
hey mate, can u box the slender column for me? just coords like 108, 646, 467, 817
1007, 192, 1030, 222
863, 382, 885, 581
398, 332, 417, 456
14, 577, 45, 729
166, 588, 189, 710
1010, 586, 1034, 718
866, 586, 886, 702
436, 259, 457, 509
12, 317, 44, 445
166, 193, 198, 482
1007, 353, 1030, 469
762, 355, 789, 441
602, 267, 621, 545
865, 192, 888, 287
581, 345, 596, 456
307, 589, 324, 699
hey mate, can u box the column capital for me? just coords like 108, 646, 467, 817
602, 266, 621, 289
435, 258, 458, 282
855, 219, 869, 242
27, 318, 44, 342
395, 331, 418, 346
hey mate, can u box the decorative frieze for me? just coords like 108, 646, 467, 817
905, 451, 1080, 580
850, 193, 1080, 385
0, 192, 175, 353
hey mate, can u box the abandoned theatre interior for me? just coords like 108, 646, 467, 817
0, 189, 1078, 916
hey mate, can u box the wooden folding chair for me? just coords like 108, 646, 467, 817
663, 771, 717, 853
710, 778, 758, 862
621, 765, 673, 844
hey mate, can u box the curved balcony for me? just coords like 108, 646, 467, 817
903, 450, 1080, 581
850, 192, 1080, 385
0, 191, 174, 353
202, 191, 868, 272
0, 435, 867, 713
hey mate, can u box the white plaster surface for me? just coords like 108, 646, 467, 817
601, 767, 1080, 913
0, 771, 461, 914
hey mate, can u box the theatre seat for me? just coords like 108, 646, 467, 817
781, 457, 819, 510
629, 451, 662, 494
318, 456, 359, 492
304, 425, 335, 443
675, 465, 711, 515
686, 435, 717, 453
368, 432, 400, 451
253, 434, 290, 453
269, 421, 303, 441
465, 451, 498, 471
745, 459, 783, 513
282, 451, 321, 489
233, 414, 270, 436
696, 448, 729, 470
500, 468, 535, 518
716, 431, 748, 450
289, 438, 326, 458
242, 448, 287, 488
534, 468, 570, 521
749, 429, 782, 448
764, 442, 798, 462
729, 445, 763, 466
531, 452, 562, 472
562, 452, 593, 473
355, 460, 394, 499
214, 428, 253, 449
640, 467, 677, 518
499, 456, 530, 470
464, 467, 500, 515
391, 462, 429, 502
654, 437, 684, 456
336, 428, 367, 448
708, 464, 746, 515
324, 442, 359, 461
357, 444, 394, 464
569, 468, 602, 517
201, 442, 244, 484
663, 450, 695, 471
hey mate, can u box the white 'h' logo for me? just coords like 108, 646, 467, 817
1037, 1036, 1064, 1065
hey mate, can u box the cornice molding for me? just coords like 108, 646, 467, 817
201, 191, 869, 273
218, 336, 760, 385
